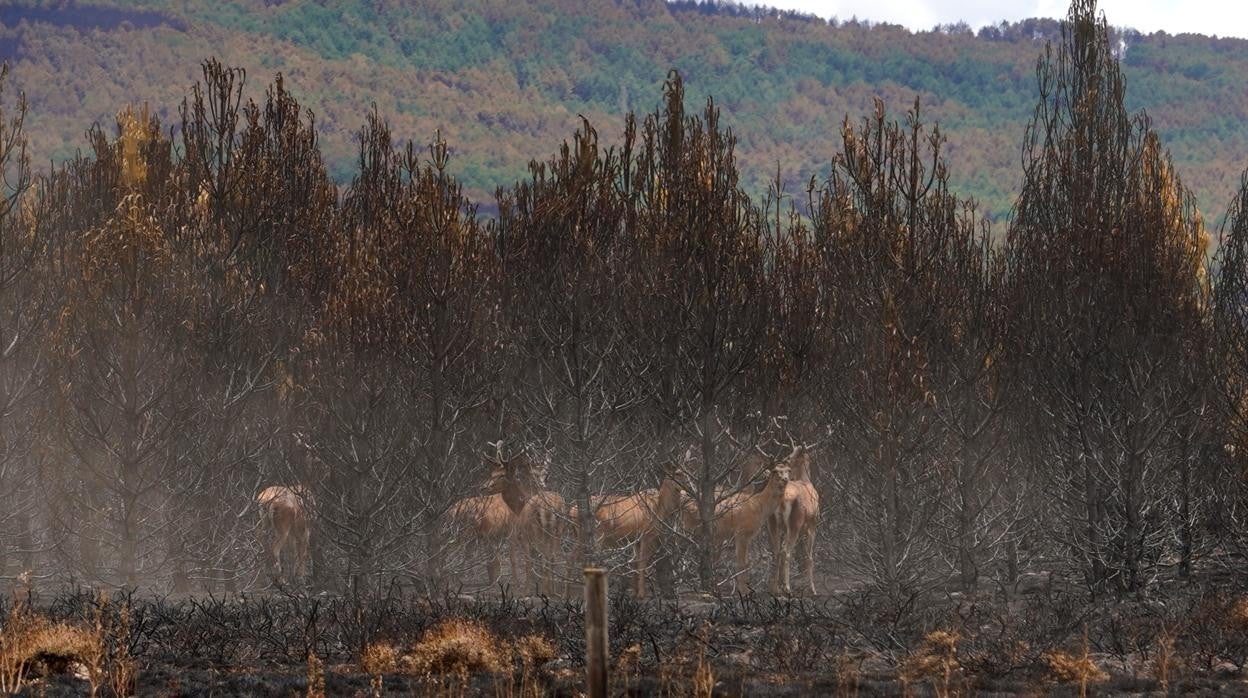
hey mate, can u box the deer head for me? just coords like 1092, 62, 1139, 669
764, 464, 792, 494
656, 471, 689, 519
784, 445, 814, 482
482, 442, 544, 515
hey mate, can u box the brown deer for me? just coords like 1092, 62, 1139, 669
440, 491, 521, 587
257, 485, 313, 585
568, 475, 687, 599
767, 446, 820, 596
439, 442, 548, 589
702, 463, 792, 594
518, 488, 567, 596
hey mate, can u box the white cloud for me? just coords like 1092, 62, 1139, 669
747, 0, 1248, 39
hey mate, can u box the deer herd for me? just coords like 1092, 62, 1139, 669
256, 437, 821, 597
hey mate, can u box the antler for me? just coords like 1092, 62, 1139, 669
714, 413, 739, 447
483, 439, 505, 464
768, 415, 793, 448
770, 416, 827, 454
666, 450, 695, 491
800, 422, 832, 453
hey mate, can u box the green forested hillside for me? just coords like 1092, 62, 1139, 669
2, 0, 1247, 220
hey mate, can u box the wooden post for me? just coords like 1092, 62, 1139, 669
584, 567, 608, 698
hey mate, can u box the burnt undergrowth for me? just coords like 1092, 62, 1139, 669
4, 574, 1248, 696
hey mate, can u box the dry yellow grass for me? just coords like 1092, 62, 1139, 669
1045, 631, 1107, 698
362, 641, 398, 696
513, 634, 556, 668
1045, 650, 1108, 684
615, 642, 642, 693
689, 621, 715, 698
0, 599, 101, 694
833, 652, 861, 698
402, 618, 507, 677
691, 652, 715, 698
106, 604, 135, 698
512, 634, 556, 698
1155, 631, 1176, 693
357, 621, 557, 697
900, 630, 962, 698
362, 641, 399, 676
306, 651, 326, 698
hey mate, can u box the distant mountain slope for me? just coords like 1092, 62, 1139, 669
2, 0, 1247, 221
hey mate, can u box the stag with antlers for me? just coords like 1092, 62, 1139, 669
438, 441, 550, 590
737, 420, 823, 596
516, 453, 567, 596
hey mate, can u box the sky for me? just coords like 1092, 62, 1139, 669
747, 1, 1248, 39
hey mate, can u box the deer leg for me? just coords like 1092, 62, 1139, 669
534, 536, 544, 599
534, 523, 551, 596
565, 539, 581, 599
546, 524, 566, 594
297, 524, 311, 583
533, 534, 546, 596
767, 515, 783, 595
519, 534, 534, 594
803, 524, 817, 596
734, 534, 754, 595
782, 519, 799, 596
270, 527, 289, 584
486, 541, 502, 588
428, 519, 451, 586
637, 533, 655, 599
509, 537, 521, 591
552, 520, 567, 597
532, 533, 545, 596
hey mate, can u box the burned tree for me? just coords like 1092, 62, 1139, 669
175, 60, 338, 591
304, 112, 500, 589
495, 116, 641, 591
759, 184, 831, 443
923, 189, 1016, 592
1007, 0, 1210, 596
630, 72, 772, 593
1210, 170, 1248, 566
809, 99, 970, 597
0, 64, 40, 581
45, 106, 198, 586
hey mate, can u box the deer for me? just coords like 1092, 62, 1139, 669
257, 484, 313, 586
567, 474, 688, 599
517, 479, 567, 596
438, 441, 549, 590
699, 462, 792, 595
736, 419, 823, 596
440, 490, 521, 588
767, 445, 820, 596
